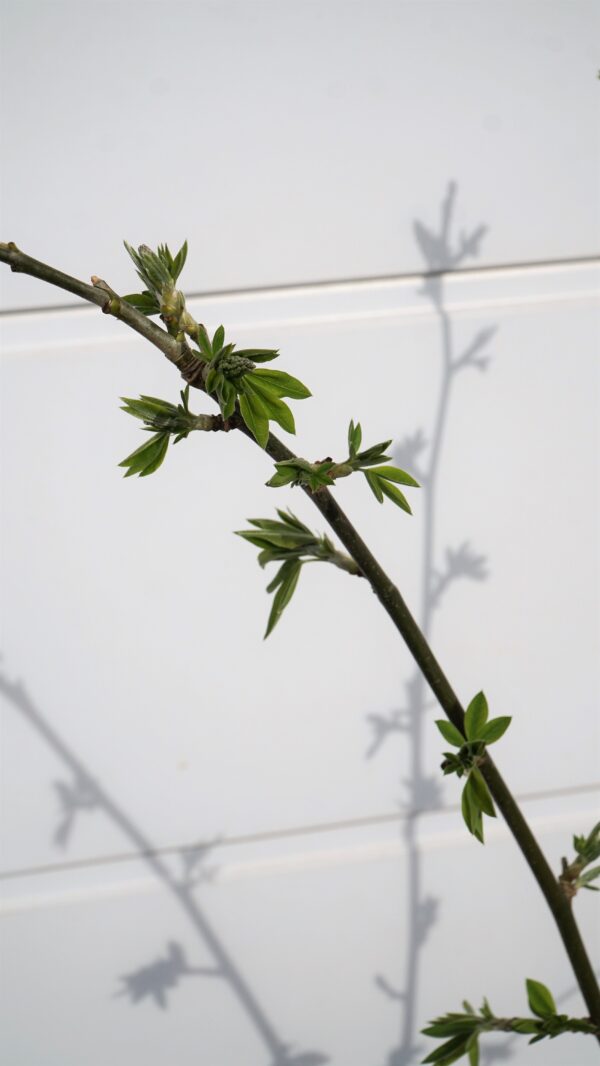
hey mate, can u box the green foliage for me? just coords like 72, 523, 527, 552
118, 432, 170, 478
119, 386, 208, 477
123, 242, 311, 447
236, 510, 360, 637
422, 981, 599, 1064
267, 419, 419, 510
435, 692, 511, 843
560, 821, 600, 895
195, 324, 310, 447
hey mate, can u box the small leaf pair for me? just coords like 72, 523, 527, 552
236, 510, 360, 637
436, 693, 511, 843
266, 420, 419, 511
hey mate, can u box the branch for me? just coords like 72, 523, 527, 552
2, 244, 599, 1029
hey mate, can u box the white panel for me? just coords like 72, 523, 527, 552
1, 1, 599, 311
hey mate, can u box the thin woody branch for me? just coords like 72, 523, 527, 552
2, 242, 599, 1032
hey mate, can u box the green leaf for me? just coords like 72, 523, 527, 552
364, 470, 384, 503
469, 768, 496, 818
171, 240, 188, 281
123, 292, 160, 315
435, 720, 465, 747
367, 464, 420, 488
205, 367, 223, 395
235, 348, 279, 362
461, 777, 485, 843
245, 379, 296, 434
212, 324, 225, 355
464, 692, 489, 740
513, 1020, 542, 1035
422, 1034, 469, 1065
197, 325, 213, 360
579, 864, 600, 888
266, 468, 298, 488
348, 419, 362, 457
526, 979, 557, 1019
218, 379, 237, 420
478, 716, 511, 745
467, 1036, 479, 1066
379, 479, 412, 513
265, 560, 301, 638
250, 368, 311, 398
239, 392, 270, 448
119, 432, 169, 477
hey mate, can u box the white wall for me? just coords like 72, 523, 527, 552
1, 4, 599, 1065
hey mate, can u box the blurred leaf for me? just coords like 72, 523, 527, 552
469, 768, 496, 818
526, 980, 556, 1019
479, 717, 511, 745
422, 1034, 470, 1065
464, 692, 489, 741
435, 720, 465, 747
367, 464, 420, 488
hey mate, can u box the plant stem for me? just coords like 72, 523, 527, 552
2, 243, 599, 1031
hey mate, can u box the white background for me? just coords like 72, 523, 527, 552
1, 3, 599, 1065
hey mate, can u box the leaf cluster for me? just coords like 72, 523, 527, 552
422, 979, 598, 1065
267, 421, 419, 511
560, 821, 600, 895
236, 510, 359, 637
436, 693, 511, 843
191, 323, 311, 446
123, 240, 188, 313
118, 386, 199, 477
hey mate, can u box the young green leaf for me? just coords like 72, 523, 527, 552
250, 368, 311, 399
367, 464, 420, 488
123, 291, 160, 315
469, 768, 496, 819
435, 720, 465, 747
235, 348, 279, 363
462, 777, 485, 843
244, 378, 296, 434
478, 716, 511, 745
212, 324, 225, 355
348, 419, 362, 457
266, 468, 298, 488
239, 392, 269, 448
422, 1034, 470, 1065
578, 864, 600, 889
379, 479, 412, 513
526, 979, 557, 1019
364, 470, 384, 503
464, 692, 489, 740
118, 432, 169, 477
467, 1035, 479, 1066
265, 559, 301, 638
197, 324, 213, 360
171, 239, 188, 281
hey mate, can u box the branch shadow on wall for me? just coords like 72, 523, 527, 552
364, 183, 501, 1066
0, 669, 328, 1066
